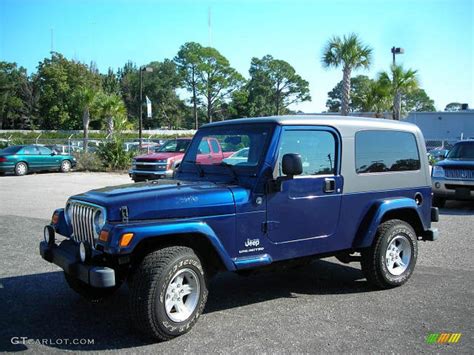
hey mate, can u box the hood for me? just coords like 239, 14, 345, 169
71, 179, 236, 221
135, 152, 183, 161
436, 159, 474, 169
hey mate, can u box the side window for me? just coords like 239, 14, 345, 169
21, 146, 39, 155
38, 146, 52, 155
355, 130, 420, 173
198, 140, 210, 154
210, 139, 220, 153
278, 130, 336, 177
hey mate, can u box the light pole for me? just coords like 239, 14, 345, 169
391, 46, 404, 65
391, 47, 404, 120
139, 66, 153, 149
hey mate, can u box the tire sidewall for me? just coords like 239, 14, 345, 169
154, 254, 208, 337
378, 224, 418, 286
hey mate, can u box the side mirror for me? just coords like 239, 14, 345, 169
268, 153, 303, 193
282, 153, 303, 177
51, 151, 57, 156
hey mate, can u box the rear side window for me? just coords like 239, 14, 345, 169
355, 131, 420, 174
210, 139, 220, 153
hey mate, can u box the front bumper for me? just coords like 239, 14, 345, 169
129, 168, 174, 180
432, 178, 474, 200
40, 239, 116, 288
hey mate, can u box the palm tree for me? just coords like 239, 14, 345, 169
322, 33, 373, 116
360, 79, 392, 117
77, 87, 96, 151
378, 65, 418, 120
98, 93, 127, 135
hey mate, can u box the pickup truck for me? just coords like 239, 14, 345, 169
129, 137, 231, 182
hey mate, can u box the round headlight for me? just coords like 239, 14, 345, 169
43, 225, 55, 245
94, 210, 105, 234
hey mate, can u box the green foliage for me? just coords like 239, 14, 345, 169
404, 88, 435, 112
322, 33, 373, 115
96, 138, 133, 170
36, 52, 101, 129
444, 102, 463, 111
74, 151, 105, 172
0, 61, 38, 129
195, 47, 245, 122
242, 55, 311, 117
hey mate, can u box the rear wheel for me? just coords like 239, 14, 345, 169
60, 160, 72, 173
361, 219, 418, 289
433, 196, 446, 208
64, 273, 121, 302
15, 162, 28, 176
128, 246, 208, 341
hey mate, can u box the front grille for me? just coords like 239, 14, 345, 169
444, 168, 474, 180
135, 162, 167, 171
70, 202, 97, 246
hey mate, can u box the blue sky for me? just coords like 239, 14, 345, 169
1, 0, 473, 113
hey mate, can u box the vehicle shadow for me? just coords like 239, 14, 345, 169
439, 201, 474, 215
0, 260, 369, 351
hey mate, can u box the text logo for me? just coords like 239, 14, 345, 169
426, 333, 462, 344
244, 238, 260, 248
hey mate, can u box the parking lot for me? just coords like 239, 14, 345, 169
0, 172, 473, 353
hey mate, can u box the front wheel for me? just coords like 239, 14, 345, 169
128, 246, 208, 341
361, 219, 418, 289
60, 160, 72, 173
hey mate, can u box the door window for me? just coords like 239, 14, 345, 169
38, 146, 52, 155
278, 130, 336, 176
198, 140, 211, 154
20, 146, 39, 155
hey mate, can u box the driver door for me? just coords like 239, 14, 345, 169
266, 127, 342, 245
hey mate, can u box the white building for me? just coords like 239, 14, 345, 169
403, 110, 474, 140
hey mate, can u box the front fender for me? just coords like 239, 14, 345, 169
104, 220, 236, 271
353, 197, 423, 249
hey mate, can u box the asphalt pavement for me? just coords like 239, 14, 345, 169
0, 172, 473, 353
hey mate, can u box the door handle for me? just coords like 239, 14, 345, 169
323, 178, 335, 193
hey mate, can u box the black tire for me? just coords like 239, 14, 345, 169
60, 159, 72, 173
433, 196, 446, 208
14, 162, 28, 176
361, 219, 418, 289
64, 272, 121, 302
128, 246, 208, 341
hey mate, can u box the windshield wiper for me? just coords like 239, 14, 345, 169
219, 162, 239, 182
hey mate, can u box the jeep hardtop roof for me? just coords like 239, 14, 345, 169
203, 115, 420, 136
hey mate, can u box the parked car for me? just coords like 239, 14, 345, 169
222, 147, 249, 165
40, 115, 438, 341
129, 137, 232, 182
431, 140, 474, 207
0, 145, 76, 176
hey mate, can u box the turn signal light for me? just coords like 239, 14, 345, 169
51, 212, 59, 225
99, 230, 110, 242
120, 233, 134, 247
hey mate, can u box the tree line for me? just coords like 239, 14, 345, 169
1, 35, 444, 133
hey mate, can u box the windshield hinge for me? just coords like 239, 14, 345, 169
120, 206, 129, 223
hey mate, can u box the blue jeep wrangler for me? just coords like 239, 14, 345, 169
40, 115, 439, 340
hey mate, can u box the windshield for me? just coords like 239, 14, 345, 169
182, 123, 273, 173
0, 146, 22, 154
447, 142, 474, 160
157, 139, 190, 153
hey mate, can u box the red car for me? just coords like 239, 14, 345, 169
129, 137, 232, 182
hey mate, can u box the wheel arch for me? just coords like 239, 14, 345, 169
353, 198, 425, 249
